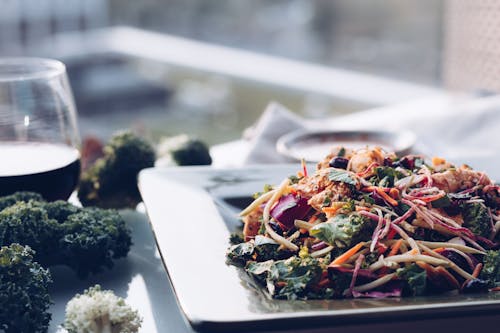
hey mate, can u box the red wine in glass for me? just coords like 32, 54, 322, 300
0, 58, 81, 201
0, 142, 81, 201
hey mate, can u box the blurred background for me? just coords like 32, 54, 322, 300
0, 0, 490, 145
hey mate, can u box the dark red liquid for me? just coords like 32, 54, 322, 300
0, 142, 81, 201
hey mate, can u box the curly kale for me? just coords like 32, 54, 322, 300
226, 242, 255, 267
156, 134, 212, 166
78, 131, 156, 209
309, 213, 375, 248
0, 244, 52, 333
0, 195, 132, 278
246, 256, 323, 300
462, 202, 492, 238
396, 264, 427, 296
480, 250, 500, 287
0, 191, 44, 211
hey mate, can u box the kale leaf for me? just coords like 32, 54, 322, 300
246, 257, 324, 300
462, 203, 492, 238
479, 250, 500, 287
396, 264, 427, 296
226, 242, 254, 267
0, 244, 52, 333
328, 169, 357, 186
309, 214, 374, 248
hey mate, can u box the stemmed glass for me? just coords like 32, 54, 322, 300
0, 58, 81, 201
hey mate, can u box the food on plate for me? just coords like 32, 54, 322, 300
64, 285, 142, 333
0, 244, 52, 333
0, 192, 132, 278
227, 146, 500, 300
78, 131, 156, 209
156, 134, 212, 166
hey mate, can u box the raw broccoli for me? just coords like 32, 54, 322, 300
0, 196, 132, 278
78, 131, 156, 209
64, 285, 142, 333
156, 134, 212, 166
0, 244, 52, 333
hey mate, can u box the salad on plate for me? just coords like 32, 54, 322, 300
227, 146, 500, 300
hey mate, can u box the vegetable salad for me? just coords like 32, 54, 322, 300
226, 147, 500, 300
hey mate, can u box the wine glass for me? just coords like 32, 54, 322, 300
0, 58, 81, 201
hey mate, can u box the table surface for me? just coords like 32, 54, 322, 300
48, 208, 500, 333
49, 95, 500, 332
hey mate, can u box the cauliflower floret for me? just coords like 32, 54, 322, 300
64, 285, 142, 333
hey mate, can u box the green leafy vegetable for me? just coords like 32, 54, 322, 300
310, 214, 374, 248
226, 242, 254, 267
430, 195, 451, 208
328, 169, 357, 186
462, 202, 492, 238
396, 264, 427, 296
78, 131, 156, 209
0, 194, 132, 278
254, 236, 289, 261
156, 134, 212, 166
247, 257, 323, 300
480, 250, 500, 287
0, 244, 52, 333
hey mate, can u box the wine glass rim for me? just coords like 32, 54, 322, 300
0, 57, 66, 82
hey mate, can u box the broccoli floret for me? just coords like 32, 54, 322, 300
78, 131, 156, 209
0, 191, 44, 211
64, 285, 142, 333
156, 134, 212, 166
0, 194, 132, 278
0, 244, 52, 333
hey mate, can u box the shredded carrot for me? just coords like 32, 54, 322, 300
299, 228, 308, 234
308, 215, 318, 223
433, 247, 446, 254
355, 206, 370, 212
408, 248, 419, 255
322, 202, 344, 215
375, 187, 399, 206
432, 156, 446, 166
330, 242, 365, 266
472, 263, 483, 278
415, 261, 432, 271
389, 188, 400, 200
388, 239, 403, 257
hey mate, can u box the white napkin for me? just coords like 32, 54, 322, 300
241, 96, 500, 180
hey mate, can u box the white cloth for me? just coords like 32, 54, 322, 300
234, 96, 500, 180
